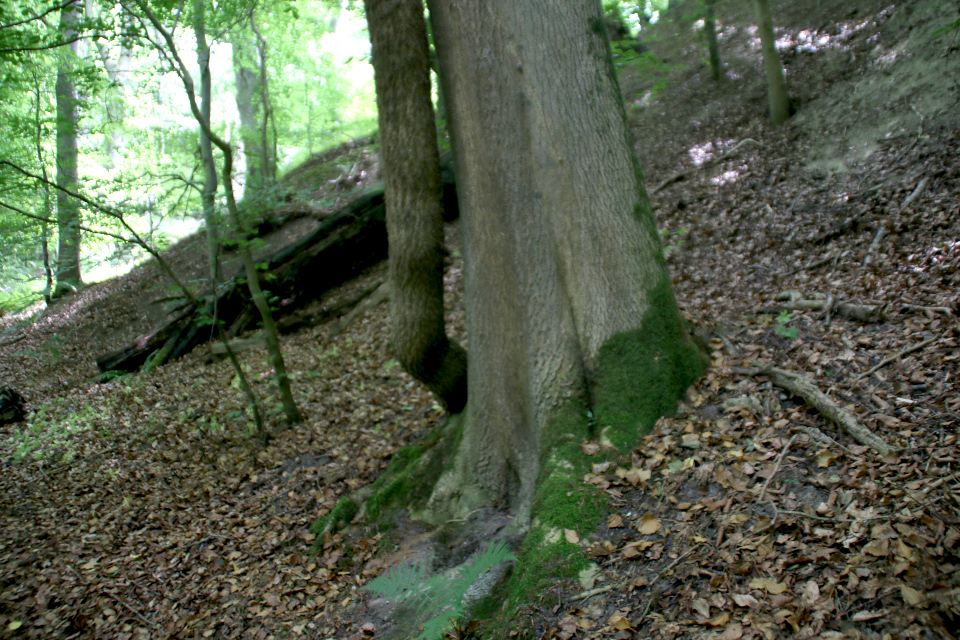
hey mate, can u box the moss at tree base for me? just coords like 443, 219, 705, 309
592, 275, 705, 451
486, 277, 704, 638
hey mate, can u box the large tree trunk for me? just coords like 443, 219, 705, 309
426, 0, 702, 522
753, 0, 790, 124
54, 0, 83, 297
365, 0, 467, 413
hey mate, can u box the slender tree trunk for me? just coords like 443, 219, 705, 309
137, 0, 302, 427
54, 0, 83, 297
193, 0, 220, 284
231, 26, 266, 195
364, 0, 468, 412
34, 73, 55, 303
753, 0, 790, 124
426, 0, 702, 521
250, 15, 277, 184
704, 0, 722, 81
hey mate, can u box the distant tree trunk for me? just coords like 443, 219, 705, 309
54, 0, 83, 297
88, 0, 133, 166
231, 25, 266, 195
34, 73, 55, 302
426, 0, 703, 520
193, 0, 220, 283
704, 0, 722, 81
364, 0, 468, 412
753, 0, 790, 124
250, 15, 277, 184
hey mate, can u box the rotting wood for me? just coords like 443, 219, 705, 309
734, 366, 893, 456
652, 138, 764, 195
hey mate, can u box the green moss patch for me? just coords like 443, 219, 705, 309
592, 275, 705, 451
309, 414, 464, 551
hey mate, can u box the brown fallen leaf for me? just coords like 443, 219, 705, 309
607, 513, 624, 528
637, 514, 661, 535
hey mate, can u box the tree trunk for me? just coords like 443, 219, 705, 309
364, 0, 468, 413
704, 0, 722, 81
426, 0, 703, 522
250, 14, 277, 184
231, 25, 266, 195
54, 0, 83, 297
753, 0, 790, 124
193, 0, 220, 284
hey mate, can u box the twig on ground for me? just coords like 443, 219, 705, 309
757, 434, 798, 505
639, 546, 701, 620
569, 585, 615, 602
103, 591, 156, 628
901, 302, 955, 316
899, 177, 929, 212
328, 281, 389, 338
854, 333, 943, 382
653, 139, 764, 194
0, 334, 27, 347
863, 226, 887, 268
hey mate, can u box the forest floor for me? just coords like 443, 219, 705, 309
2, 0, 960, 638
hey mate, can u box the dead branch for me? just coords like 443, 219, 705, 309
862, 226, 886, 268
653, 138, 764, 194
854, 333, 943, 382
770, 291, 885, 323
734, 366, 893, 456
899, 177, 929, 212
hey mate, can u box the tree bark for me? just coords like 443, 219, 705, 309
231, 24, 266, 195
426, 0, 702, 521
364, 0, 467, 413
193, 0, 220, 284
54, 0, 82, 296
753, 0, 790, 124
704, 0, 722, 81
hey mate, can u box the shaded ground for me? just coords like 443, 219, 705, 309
2, 0, 960, 638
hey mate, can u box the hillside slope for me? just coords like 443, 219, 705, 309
1, 0, 959, 638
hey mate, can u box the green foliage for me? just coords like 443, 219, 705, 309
11, 401, 103, 463
775, 311, 798, 340
362, 541, 516, 640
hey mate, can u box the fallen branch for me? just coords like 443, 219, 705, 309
652, 138, 764, 194
734, 366, 893, 456
769, 292, 885, 323
901, 302, 955, 316
862, 226, 886, 268
854, 333, 942, 382
328, 281, 390, 338
899, 177, 929, 211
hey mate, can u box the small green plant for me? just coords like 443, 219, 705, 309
11, 402, 101, 463
659, 227, 688, 253
775, 311, 798, 340
363, 541, 516, 640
